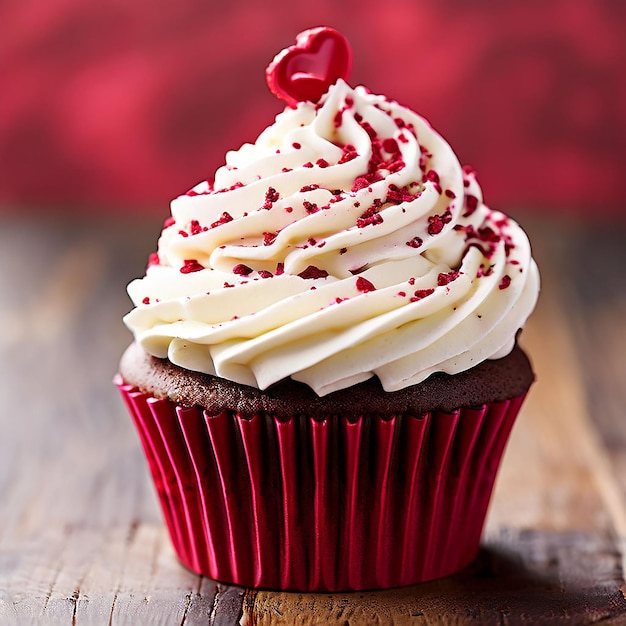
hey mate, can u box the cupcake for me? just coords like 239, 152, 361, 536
116, 27, 539, 591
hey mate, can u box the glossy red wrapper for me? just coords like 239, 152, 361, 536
115, 376, 525, 591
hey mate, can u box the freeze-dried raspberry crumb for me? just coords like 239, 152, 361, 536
300, 184, 319, 192
298, 266, 328, 279
180, 259, 204, 274
360, 121, 377, 139
339, 144, 358, 164
263, 231, 277, 246
351, 174, 376, 192
316, 158, 330, 168
215, 181, 244, 194
210, 212, 234, 228
303, 201, 318, 214
275, 263, 284, 275
339, 247, 348, 255
477, 226, 501, 243
387, 184, 416, 204
147, 252, 160, 267
499, 274, 512, 290
190, 220, 208, 235
464, 195, 479, 217
437, 271, 460, 286
357, 205, 384, 228
356, 277, 376, 293
258, 270, 273, 279
406, 237, 423, 249
292, 142, 301, 149
427, 216, 444, 235
163, 216, 175, 228
233, 264, 253, 276
262, 187, 280, 209
142, 297, 150, 305
382, 138, 399, 154
411, 288, 435, 301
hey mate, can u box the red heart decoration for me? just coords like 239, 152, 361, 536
266, 27, 353, 108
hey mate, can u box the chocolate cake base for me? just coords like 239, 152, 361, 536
119, 341, 534, 418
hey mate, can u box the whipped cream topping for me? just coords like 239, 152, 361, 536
124, 80, 539, 396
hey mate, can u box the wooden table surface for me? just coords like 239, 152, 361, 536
1, 210, 626, 625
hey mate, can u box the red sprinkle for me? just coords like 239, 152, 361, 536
356, 276, 376, 293
180, 259, 205, 274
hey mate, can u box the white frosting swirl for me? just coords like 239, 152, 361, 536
124, 80, 539, 396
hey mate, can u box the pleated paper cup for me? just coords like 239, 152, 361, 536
115, 375, 525, 591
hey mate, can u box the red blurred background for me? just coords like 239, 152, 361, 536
1, 0, 625, 215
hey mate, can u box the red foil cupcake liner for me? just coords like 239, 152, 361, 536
115, 376, 526, 591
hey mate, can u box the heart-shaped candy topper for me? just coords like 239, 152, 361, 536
266, 27, 353, 108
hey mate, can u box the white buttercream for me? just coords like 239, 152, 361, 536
124, 81, 539, 396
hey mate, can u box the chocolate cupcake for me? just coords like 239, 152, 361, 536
116, 27, 539, 591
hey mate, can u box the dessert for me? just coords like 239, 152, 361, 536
116, 26, 539, 591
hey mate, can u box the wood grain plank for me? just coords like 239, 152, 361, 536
242, 530, 625, 625
1, 214, 626, 624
